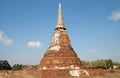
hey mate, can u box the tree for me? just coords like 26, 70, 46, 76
81, 60, 91, 69
12, 64, 23, 70
0, 60, 12, 70
105, 59, 113, 69
92, 60, 106, 69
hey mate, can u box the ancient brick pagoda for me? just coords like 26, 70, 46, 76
38, 3, 82, 70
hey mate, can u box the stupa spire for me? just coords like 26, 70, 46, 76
55, 3, 65, 29
38, 3, 82, 71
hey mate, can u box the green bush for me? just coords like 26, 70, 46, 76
12, 64, 23, 70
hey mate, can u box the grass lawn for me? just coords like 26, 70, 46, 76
9, 73, 39, 78
0, 73, 2, 78
1, 71, 120, 78
88, 74, 120, 78
9, 73, 120, 78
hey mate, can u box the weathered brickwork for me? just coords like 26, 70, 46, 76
38, 3, 82, 71
37, 3, 85, 78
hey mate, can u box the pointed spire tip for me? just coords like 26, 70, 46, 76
55, 3, 65, 29
59, 3, 61, 8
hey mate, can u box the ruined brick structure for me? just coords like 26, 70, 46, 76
38, 4, 88, 78
38, 3, 82, 70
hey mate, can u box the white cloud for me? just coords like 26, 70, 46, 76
27, 40, 42, 48
108, 11, 120, 20
0, 31, 12, 45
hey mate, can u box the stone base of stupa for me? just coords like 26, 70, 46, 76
39, 69, 89, 78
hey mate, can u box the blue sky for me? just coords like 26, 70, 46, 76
0, 0, 120, 65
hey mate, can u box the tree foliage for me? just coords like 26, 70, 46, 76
12, 64, 23, 70
105, 59, 113, 69
92, 60, 106, 69
81, 59, 120, 69
0, 60, 12, 70
81, 60, 91, 69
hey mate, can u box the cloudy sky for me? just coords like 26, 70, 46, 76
0, 0, 120, 65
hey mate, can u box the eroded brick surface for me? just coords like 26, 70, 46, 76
38, 3, 82, 71
38, 3, 83, 78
